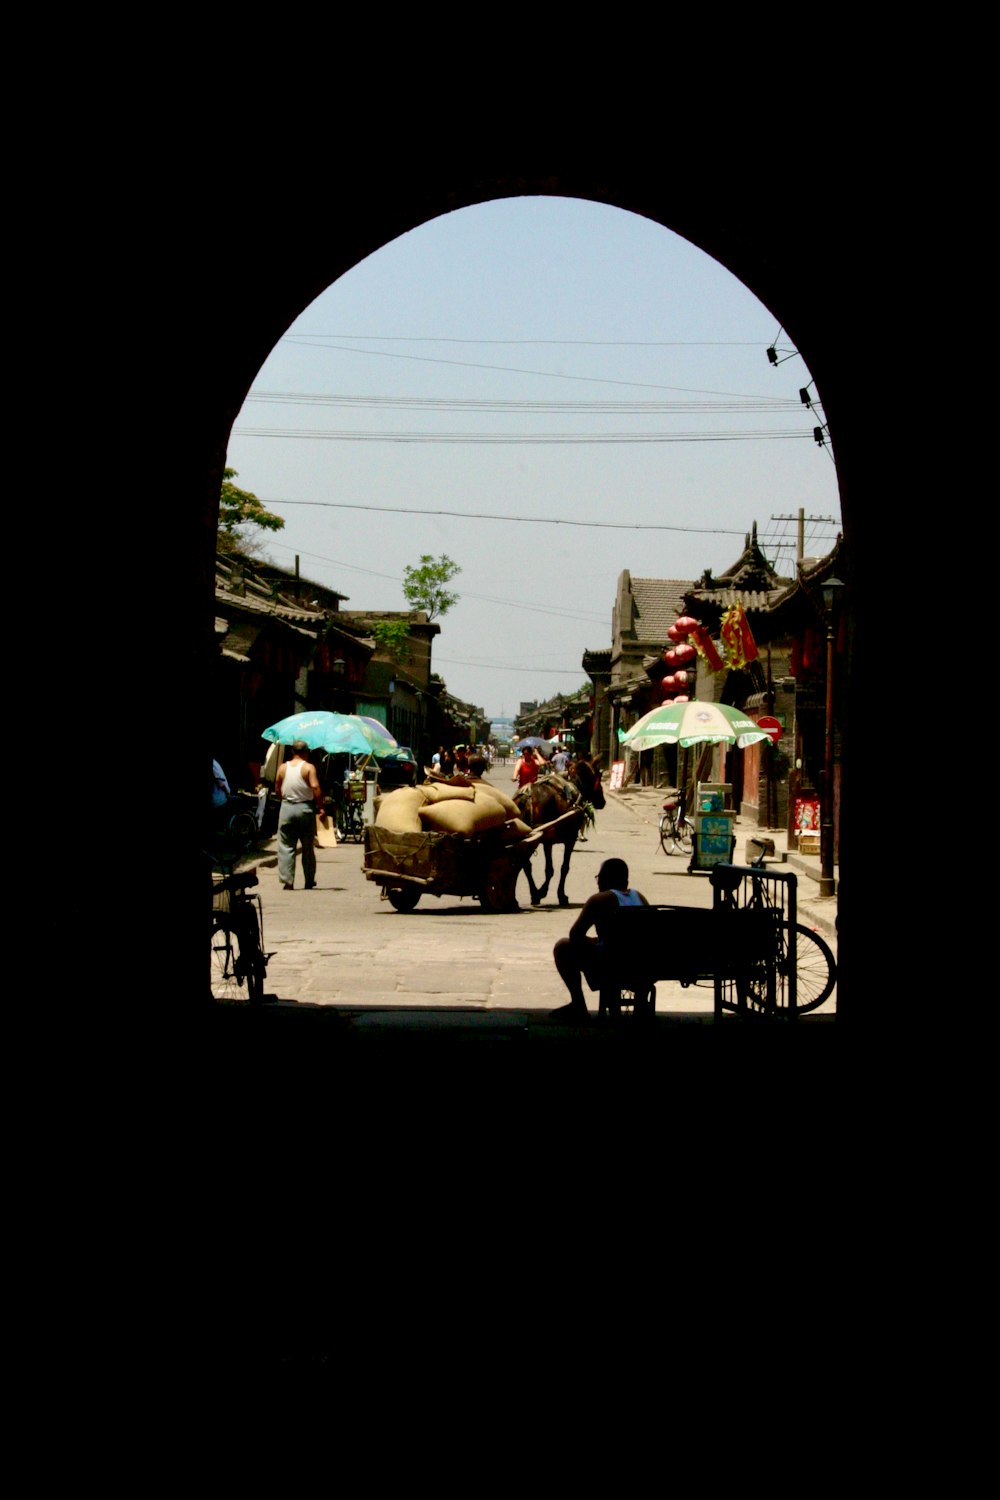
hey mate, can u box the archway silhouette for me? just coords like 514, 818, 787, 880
162, 170, 895, 1031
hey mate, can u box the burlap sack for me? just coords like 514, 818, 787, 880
421, 782, 476, 804
375, 787, 429, 833
418, 794, 506, 835
471, 782, 522, 818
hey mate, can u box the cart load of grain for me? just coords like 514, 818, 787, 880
376, 779, 535, 842
418, 788, 506, 836
374, 781, 477, 834
469, 782, 522, 819
373, 786, 430, 834
421, 782, 476, 804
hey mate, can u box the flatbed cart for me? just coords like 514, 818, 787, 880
363, 816, 564, 913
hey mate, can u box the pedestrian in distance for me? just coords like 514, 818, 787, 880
512, 746, 543, 789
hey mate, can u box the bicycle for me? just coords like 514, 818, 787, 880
659, 788, 695, 856
335, 780, 367, 843
712, 862, 836, 1015
215, 789, 267, 856
209, 850, 270, 1004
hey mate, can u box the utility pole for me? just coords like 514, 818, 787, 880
768, 511, 840, 568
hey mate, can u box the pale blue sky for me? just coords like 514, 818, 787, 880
227, 196, 840, 718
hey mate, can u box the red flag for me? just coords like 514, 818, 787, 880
720, 603, 758, 670
690, 622, 725, 673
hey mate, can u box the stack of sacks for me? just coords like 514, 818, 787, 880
469, 780, 533, 842
373, 780, 534, 840
419, 781, 505, 835
373, 786, 429, 834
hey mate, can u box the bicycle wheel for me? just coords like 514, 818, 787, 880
788, 924, 836, 1012
238, 905, 266, 1003
676, 817, 694, 855
211, 907, 266, 1004
229, 811, 258, 851
658, 814, 676, 855
210, 918, 243, 1003
738, 920, 836, 1015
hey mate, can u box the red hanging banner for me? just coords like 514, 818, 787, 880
720, 603, 759, 670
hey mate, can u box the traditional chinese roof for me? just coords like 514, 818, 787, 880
680, 522, 829, 641
216, 553, 336, 628
625, 577, 692, 643
582, 647, 612, 678
710, 522, 791, 593
215, 555, 376, 664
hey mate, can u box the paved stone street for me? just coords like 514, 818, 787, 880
247, 770, 837, 1017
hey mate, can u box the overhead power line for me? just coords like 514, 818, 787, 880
279, 336, 811, 398
436, 656, 587, 675
247, 390, 802, 415
236, 426, 812, 445
284, 335, 785, 347
264, 499, 769, 534
263, 540, 608, 624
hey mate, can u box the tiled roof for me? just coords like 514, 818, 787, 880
688, 587, 785, 612
629, 578, 690, 642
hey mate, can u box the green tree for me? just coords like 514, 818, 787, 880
371, 620, 412, 663
402, 554, 461, 620
218, 467, 285, 555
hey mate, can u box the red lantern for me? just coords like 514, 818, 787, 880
673, 616, 699, 638
674, 642, 696, 665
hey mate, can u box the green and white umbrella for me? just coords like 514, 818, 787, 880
619, 700, 771, 751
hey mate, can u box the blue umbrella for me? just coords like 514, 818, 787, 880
515, 736, 552, 758
376, 745, 418, 766
262, 710, 398, 758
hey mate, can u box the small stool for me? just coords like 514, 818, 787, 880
747, 836, 776, 863
598, 983, 656, 1021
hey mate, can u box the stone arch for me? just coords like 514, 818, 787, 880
161, 170, 892, 1027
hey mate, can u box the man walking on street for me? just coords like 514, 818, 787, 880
275, 741, 323, 890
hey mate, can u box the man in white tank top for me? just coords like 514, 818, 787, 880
551, 857, 648, 1021
275, 740, 323, 889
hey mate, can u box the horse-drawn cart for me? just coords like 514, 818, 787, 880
363, 816, 571, 913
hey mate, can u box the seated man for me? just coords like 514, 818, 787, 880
551, 857, 648, 1021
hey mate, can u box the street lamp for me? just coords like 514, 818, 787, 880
820, 576, 844, 898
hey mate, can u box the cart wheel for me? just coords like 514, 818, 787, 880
387, 886, 421, 912
479, 859, 518, 913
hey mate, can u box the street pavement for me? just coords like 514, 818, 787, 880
239, 769, 838, 1022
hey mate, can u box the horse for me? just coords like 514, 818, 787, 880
515, 759, 606, 906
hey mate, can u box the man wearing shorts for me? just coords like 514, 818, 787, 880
550, 857, 648, 1021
